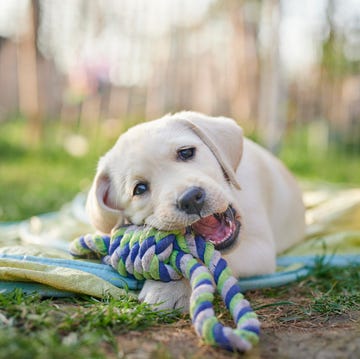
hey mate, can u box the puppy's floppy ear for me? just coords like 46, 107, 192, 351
86, 157, 123, 233
178, 113, 243, 189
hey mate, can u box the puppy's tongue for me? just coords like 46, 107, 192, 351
192, 215, 232, 244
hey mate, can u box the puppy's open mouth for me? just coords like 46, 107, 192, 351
190, 206, 241, 250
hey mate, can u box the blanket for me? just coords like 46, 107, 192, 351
1, 183, 359, 298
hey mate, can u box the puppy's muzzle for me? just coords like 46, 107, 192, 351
176, 187, 240, 251
177, 186, 206, 216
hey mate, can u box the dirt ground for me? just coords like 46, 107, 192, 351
112, 304, 360, 359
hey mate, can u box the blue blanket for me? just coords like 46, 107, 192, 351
1, 186, 359, 298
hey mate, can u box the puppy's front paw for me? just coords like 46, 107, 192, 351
138, 279, 191, 312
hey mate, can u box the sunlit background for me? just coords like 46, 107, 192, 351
0, 0, 359, 220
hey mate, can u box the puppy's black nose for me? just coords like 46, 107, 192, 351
177, 186, 206, 215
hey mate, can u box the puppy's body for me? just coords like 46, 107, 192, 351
87, 112, 305, 310
226, 138, 305, 277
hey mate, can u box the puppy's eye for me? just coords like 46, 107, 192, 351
133, 182, 149, 196
177, 147, 196, 161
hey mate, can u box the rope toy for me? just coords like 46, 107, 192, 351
69, 225, 260, 352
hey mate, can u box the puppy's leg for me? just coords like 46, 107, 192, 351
223, 214, 277, 277
138, 279, 191, 312
223, 236, 276, 278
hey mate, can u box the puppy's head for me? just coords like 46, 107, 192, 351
87, 112, 244, 250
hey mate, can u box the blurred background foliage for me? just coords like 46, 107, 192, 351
0, 0, 359, 221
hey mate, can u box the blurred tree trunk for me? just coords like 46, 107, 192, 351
17, 0, 41, 146
229, 6, 253, 122
257, 0, 285, 153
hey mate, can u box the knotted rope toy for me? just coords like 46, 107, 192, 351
70, 225, 260, 352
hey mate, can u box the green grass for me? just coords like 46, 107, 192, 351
0, 119, 112, 222
1, 261, 359, 358
255, 259, 360, 323
278, 127, 360, 185
1, 119, 359, 222
0, 291, 181, 359
303, 259, 360, 317
0, 120, 183, 357
0, 118, 359, 357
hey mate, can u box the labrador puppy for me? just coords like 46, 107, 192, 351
86, 111, 305, 311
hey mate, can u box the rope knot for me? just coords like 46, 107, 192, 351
70, 225, 260, 352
